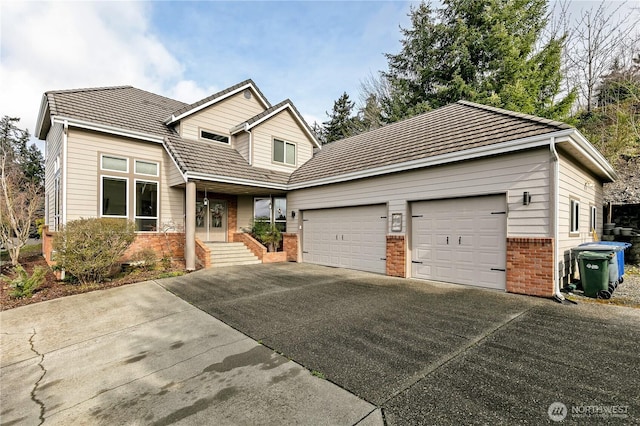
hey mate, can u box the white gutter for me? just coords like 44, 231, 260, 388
35, 94, 49, 139
52, 116, 164, 144
185, 172, 288, 190
62, 120, 68, 225
289, 129, 574, 190
550, 137, 564, 301
564, 130, 617, 181
160, 139, 187, 183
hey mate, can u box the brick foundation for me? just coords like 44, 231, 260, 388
42, 225, 55, 266
124, 233, 185, 261
283, 233, 298, 262
195, 238, 211, 269
506, 237, 554, 297
386, 235, 406, 278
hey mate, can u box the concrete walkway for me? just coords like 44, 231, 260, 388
0, 281, 380, 425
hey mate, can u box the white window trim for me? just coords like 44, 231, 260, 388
199, 128, 230, 145
134, 159, 159, 177
100, 154, 129, 173
101, 175, 129, 219
272, 138, 296, 166
570, 198, 580, 235
590, 205, 597, 232
134, 178, 159, 232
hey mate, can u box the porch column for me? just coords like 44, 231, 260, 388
185, 181, 196, 271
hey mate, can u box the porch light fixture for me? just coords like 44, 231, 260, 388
203, 189, 208, 206
523, 191, 531, 206
291, 210, 296, 219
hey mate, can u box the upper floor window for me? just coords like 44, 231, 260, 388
570, 198, 580, 235
101, 155, 128, 172
200, 129, 229, 144
273, 138, 295, 165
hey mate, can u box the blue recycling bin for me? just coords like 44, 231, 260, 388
578, 242, 631, 282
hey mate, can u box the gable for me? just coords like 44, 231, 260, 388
249, 108, 317, 172
179, 89, 267, 143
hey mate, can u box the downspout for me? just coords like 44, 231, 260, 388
62, 120, 68, 226
550, 137, 564, 301
248, 128, 253, 166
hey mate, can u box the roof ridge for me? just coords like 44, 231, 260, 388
46, 85, 134, 95
456, 100, 572, 129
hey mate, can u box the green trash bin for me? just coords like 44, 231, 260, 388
578, 251, 613, 298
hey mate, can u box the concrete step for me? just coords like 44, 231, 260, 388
205, 242, 260, 267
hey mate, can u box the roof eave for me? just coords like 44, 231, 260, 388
51, 116, 165, 144
559, 129, 618, 182
185, 171, 288, 190
35, 94, 50, 140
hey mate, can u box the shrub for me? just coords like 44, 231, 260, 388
3, 265, 46, 298
130, 248, 158, 271
36, 218, 46, 239
250, 219, 282, 252
53, 218, 136, 284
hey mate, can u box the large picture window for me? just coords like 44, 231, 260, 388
254, 196, 286, 232
135, 180, 158, 231
273, 139, 295, 165
102, 177, 127, 217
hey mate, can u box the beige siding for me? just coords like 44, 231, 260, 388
180, 91, 266, 143
251, 109, 315, 173
557, 151, 604, 282
237, 195, 253, 232
44, 122, 64, 227
66, 128, 184, 229
166, 150, 186, 187
234, 132, 250, 163
287, 149, 552, 238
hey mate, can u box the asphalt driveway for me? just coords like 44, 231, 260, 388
161, 263, 640, 424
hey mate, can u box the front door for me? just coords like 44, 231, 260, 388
196, 197, 227, 242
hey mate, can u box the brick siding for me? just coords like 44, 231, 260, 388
386, 235, 406, 278
506, 237, 554, 297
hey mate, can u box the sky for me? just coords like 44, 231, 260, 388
0, 1, 636, 152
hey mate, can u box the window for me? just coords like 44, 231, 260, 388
101, 155, 128, 172
570, 199, 580, 234
135, 160, 158, 176
102, 177, 127, 217
135, 180, 158, 231
254, 196, 286, 233
273, 139, 295, 165
590, 205, 597, 232
200, 130, 229, 144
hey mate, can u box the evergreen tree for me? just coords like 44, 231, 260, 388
383, 0, 574, 122
0, 116, 44, 187
323, 92, 358, 144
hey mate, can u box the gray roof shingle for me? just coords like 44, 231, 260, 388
46, 86, 187, 137
289, 101, 572, 184
164, 135, 291, 186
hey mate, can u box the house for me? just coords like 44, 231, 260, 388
36, 80, 617, 298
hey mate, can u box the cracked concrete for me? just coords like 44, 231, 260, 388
0, 280, 377, 425
28, 329, 47, 425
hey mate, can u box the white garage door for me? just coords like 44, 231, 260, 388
411, 195, 506, 290
302, 205, 387, 274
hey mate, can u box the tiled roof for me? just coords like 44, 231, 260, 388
46, 86, 186, 137
164, 135, 291, 186
289, 101, 572, 184
169, 79, 271, 120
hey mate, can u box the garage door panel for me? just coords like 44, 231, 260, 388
302, 205, 387, 274
412, 195, 506, 290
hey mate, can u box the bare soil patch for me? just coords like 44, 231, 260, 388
1, 243, 185, 311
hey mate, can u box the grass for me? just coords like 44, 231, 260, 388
1, 242, 42, 263
311, 370, 325, 380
